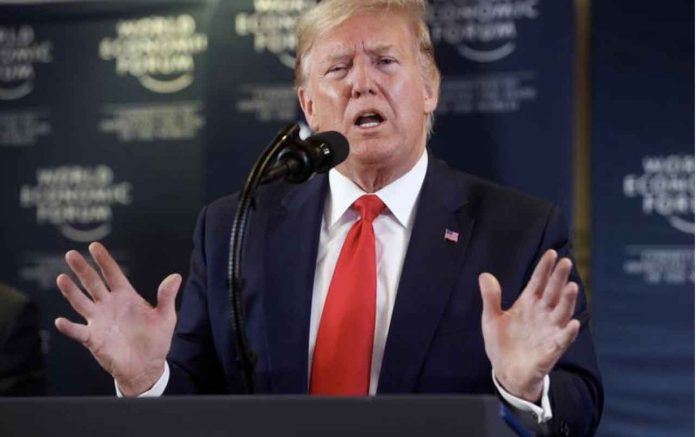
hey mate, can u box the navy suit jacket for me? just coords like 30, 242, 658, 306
167, 155, 603, 436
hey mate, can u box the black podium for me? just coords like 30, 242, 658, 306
0, 395, 521, 437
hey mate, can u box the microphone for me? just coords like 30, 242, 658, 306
227, 125, 349, 394
259, 129, 349, 185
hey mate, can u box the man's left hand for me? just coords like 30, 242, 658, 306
479, 249, 581, 402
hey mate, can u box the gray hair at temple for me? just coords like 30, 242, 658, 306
295, 0, 441, 136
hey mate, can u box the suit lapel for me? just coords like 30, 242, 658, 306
261, 176, 327, 393
378, 157, 475, 393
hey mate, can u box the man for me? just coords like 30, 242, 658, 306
0, 282, 45, 396
55, 0, 602, 435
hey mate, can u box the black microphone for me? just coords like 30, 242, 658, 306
259, 129, 349, 185
227, 125, 348, 393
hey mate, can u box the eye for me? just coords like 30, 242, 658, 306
326, 64, 347, 75
378, 57, 397, 66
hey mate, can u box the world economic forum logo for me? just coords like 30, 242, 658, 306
0, 25, 52, 101
234, 0, 315, 69
623, 155, 694, 234
19, 165, 133, 242
427, 0, 539, 63
99, 15, 208, 93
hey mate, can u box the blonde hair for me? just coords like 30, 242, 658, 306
295, 0, 441, 135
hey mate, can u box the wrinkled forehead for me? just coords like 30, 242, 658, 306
302, 12, 418, 72
314, 41, 405, 64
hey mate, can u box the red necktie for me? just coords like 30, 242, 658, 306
310, 195, 385, 395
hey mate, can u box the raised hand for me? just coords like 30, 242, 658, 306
54, 242, 181, 396
479, 249, 581, 402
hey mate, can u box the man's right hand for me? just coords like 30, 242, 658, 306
54, 242, 181, 397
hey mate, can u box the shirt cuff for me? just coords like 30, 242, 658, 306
491, 370, 552, 424
114, 361, 170, 398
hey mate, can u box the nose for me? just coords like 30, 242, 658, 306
350, 61, 377, 98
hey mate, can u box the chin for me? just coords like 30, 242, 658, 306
348, 138, 385, 155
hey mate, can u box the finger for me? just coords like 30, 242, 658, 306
523, 249, 557, 298
89, 242, 132, 292
55, 317, 90, 344
542, 257, 573, 308
65, 250, 109, 301
550, 282, 579, 325
479, 273, 503, 321
56, 273, 95, 319
555, 319, 581, 351
156, 273, 182, 318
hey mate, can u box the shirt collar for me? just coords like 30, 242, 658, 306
326, 150, 428, 229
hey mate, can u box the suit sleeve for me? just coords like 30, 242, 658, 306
165, 206, 228, 394
509, 205, 604, 437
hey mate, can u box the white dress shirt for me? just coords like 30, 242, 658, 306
308, 148, 429, 395
119, 149, 552, 424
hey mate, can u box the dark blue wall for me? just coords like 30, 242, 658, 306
591, 0, 694, 435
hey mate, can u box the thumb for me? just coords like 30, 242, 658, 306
479, 272, 502, 321
157, 273, 182, 317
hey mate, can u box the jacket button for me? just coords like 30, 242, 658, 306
560, 422, 570, 436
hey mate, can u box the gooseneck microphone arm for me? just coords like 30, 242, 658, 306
227, 123, 348, 394
227, 123, 298, 394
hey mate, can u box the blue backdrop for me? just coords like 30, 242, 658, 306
591, 0, 694, 435
0, 0, 212, 395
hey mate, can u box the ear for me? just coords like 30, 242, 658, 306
298, 85, 319, 131
422, 74, 439, 115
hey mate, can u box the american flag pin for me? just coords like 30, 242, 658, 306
444, 228, 459, 243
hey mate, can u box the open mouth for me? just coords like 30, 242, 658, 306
354, 111, 385, 128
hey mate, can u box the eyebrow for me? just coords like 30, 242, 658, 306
322, 50, 352, 65
363, 43, 396, 56
319, 43, 399, 65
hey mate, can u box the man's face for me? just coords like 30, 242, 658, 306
298, 12, 438, 179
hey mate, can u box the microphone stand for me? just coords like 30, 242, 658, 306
227, 123, 301, 394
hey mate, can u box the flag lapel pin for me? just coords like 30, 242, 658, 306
444, 228, 459, 243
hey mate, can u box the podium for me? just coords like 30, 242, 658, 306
0, 395, 521, 436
